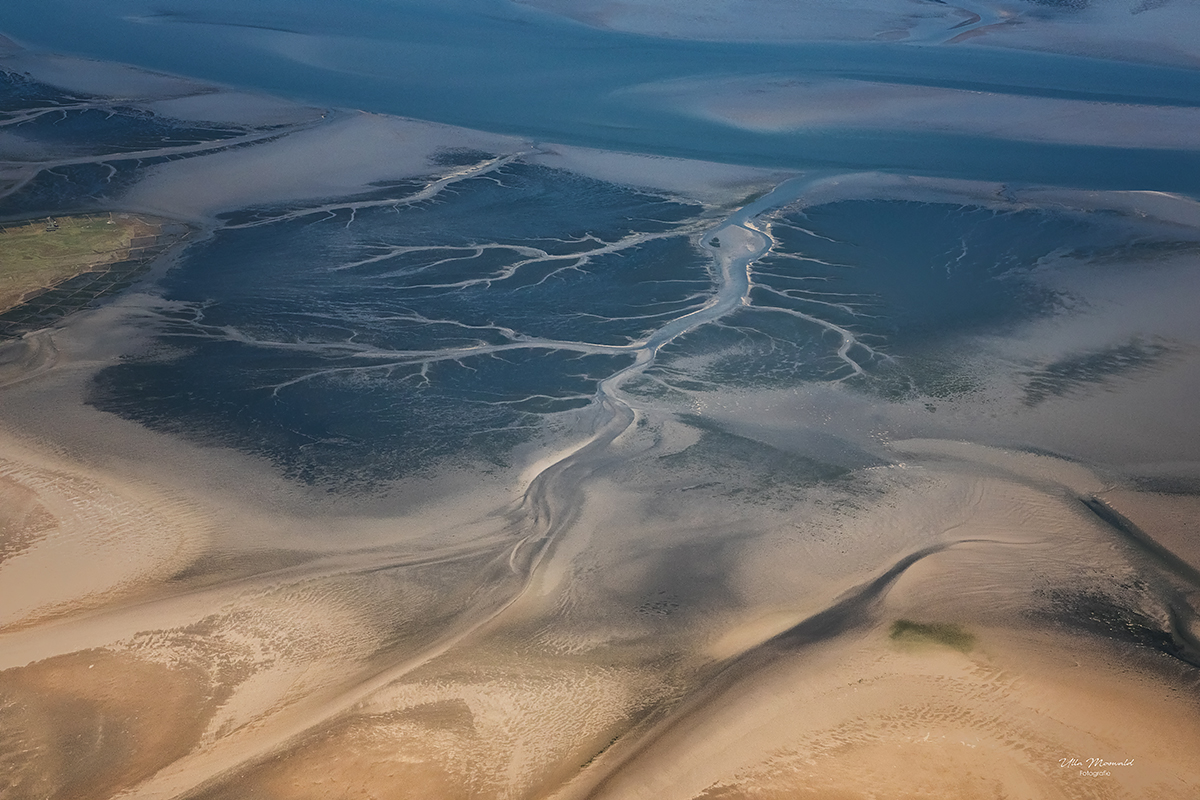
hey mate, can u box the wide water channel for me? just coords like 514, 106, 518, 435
3, 0, 1200, 191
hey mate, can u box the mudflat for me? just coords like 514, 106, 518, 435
1, 9, 1199, 800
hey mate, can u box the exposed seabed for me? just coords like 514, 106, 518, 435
1, 37, 1199, 800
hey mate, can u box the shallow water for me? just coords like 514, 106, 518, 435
4, 1, 1200, 188
90, 161, 708, 485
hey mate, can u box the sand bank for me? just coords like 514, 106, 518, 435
97, 415, 1200, 800
0, 309, 536, 798
621, 74, 1200, 150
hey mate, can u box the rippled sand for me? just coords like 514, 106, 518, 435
4, 326, 1199, 798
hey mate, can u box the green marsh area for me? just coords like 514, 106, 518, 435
0, 214, 157, 313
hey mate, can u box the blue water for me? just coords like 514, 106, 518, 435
5, 4, 1199, 486
0, 71, 247, 216
89, 162, 706, 486
639, 201, 1199, 390
4, 0, 1200, 190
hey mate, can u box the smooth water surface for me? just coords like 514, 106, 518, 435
4, 0, 1200, 189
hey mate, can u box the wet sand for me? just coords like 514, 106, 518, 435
5, 305, 1199, 798
621, 75, 1200, 150
555, 444, 1200, 800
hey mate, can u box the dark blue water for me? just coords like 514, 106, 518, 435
0, 68, 87, 112
89, 162, 706, 486
4, 0, 1200, 191
0, 70, 249, 216
0, 70, 244, 152
6, 3, 1199, 486
88, 171, 1195, 486
641, 201, 1198, 390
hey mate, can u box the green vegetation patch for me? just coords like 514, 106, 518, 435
889, 619, 976, 653
0, 214, 156, 313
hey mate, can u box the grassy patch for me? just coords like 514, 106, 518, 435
0, 214, 158, 312
889, 619, 976, 653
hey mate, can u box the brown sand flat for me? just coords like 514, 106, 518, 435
542, 449, 1200, 800
3, 338, 1198, 800
0, 648, 213, 800
676, 626, 1198, 800
0, 471, 56, 564
0, 434, 210, 632
571, 606, 1199, 800
1097, 489, 1200, 575
6, 361, 1192, 800
132, 440, 1198, 800
191, 650, 674, 800
3, 257, 1198, 800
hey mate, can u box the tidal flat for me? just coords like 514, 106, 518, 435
1, 6, 1200, 799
